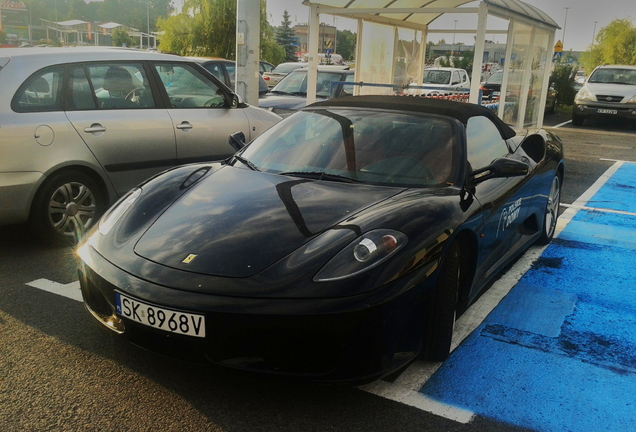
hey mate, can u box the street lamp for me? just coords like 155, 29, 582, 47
562, 7, 570, 48
592, 21, 598, 46
452, 20, 458, 56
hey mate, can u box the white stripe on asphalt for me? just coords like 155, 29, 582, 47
552, 119, 572, 128
26, 279, 82, 302
361, 160, 623, 422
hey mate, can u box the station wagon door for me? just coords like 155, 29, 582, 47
153, 62, 251, 164
65, 63, 176, 197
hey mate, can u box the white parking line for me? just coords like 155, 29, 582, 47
552, 119, 572, 128
26, 278, 82, 302
361, 160, 623, 422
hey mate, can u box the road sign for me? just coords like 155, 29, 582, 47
326, 39, 332, 48
325, 48, 332, 58
554, 40, 563, 53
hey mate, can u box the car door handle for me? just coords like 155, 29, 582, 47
84, 124, 106, 134
176, 122, 193, 131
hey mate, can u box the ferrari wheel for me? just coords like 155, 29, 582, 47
29, 171, 105, 245
425, 241, 461, 362
536, 174, 561, 245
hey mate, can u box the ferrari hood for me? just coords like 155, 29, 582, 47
134, 166, 400, 277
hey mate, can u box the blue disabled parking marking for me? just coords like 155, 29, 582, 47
419, 162, 636, 432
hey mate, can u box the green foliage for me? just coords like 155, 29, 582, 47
580, 19, 636, 72
550, 63, 576, 106
111, 28, 135, 47
275, 10, 297, 62
0, 30, 7, 44
157, 13, 194, 55
439, 50, 474, 78
336, 29, 356, 61
158, 0, 283, 63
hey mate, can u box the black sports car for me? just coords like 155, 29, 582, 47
78, 95, 564, 383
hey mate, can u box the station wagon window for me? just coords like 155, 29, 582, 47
154, 63, 225, 108
85, 63, 155, 109
68, 66, 97, 110
466, 116, 509, 169
13, 66, 64, 112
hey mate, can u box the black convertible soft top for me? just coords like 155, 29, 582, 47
307, 95, 516, 140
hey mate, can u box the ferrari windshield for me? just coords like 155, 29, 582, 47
238, 108, 459, 188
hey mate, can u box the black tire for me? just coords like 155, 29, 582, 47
572, 113, 585, 126
29, 170, 105, 245
425, 241, 461, 362
536, 174, 561, 245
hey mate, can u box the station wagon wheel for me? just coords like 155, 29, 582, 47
425, 241, 461, 362
536, 174, 561, 245
29, 171, 105, 245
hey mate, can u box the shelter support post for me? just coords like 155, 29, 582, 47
517, 26, 536, 129
417, 28, 427, 85
236, 0, 260, 106
537, 29, 556, 129
353, 18, 364, 95
498, 19, 515, 119
469, 1, 488, 104
307, 3, 321, 105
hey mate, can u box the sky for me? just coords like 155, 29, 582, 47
262, 0, 636, 52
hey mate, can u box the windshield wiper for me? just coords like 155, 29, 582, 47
279, 171, 360, 183
233, 155, 259, 171
270, 90, 293, 95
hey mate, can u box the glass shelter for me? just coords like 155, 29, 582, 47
303, 0, 560, 129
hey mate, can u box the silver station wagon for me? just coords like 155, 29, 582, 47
0, 47, 281, 244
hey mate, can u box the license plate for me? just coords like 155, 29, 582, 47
597, 108, 618, 114
493, 91, 501, 96
115, 292, 205, 338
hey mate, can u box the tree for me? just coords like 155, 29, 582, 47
580, 19, 636, 72
112, 27, 134, 47
275, 10, 297, 62
336, 29, 356, 61
550, 62, 576, 106
158, 0, 281, 64
0, 30, 7, 44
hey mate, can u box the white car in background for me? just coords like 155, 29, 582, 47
406, 67, 471, 96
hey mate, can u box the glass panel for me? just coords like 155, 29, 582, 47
87, 63, 155, 109
466, 116, 509, 169
358, 22, 395, 95
502, 21, 532, 126
69, 66, 97, 110
395, 28, 422, 88
525, 28, 551, 128
13, 67, 64, 112
154, 63, 224, 108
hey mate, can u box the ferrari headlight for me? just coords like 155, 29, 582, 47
314, 229, 407, 282
575, 89, 594, 103
98, 187, 141, 235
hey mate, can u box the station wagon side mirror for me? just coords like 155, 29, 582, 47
229, 131, 246, 151
470, 158, 529, 185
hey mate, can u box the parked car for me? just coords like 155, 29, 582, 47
190, 57, 269, 96
406, 67, 471, 95
259, 67, 355, 117
572, 65, 636, 126
259, 61, 275, 74
78, 95, 564, 383
262, 61, 307, 89
479, 70, 558, 114
0, 47, 281, 244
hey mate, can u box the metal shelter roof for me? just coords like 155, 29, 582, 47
302, 0, 559, 30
